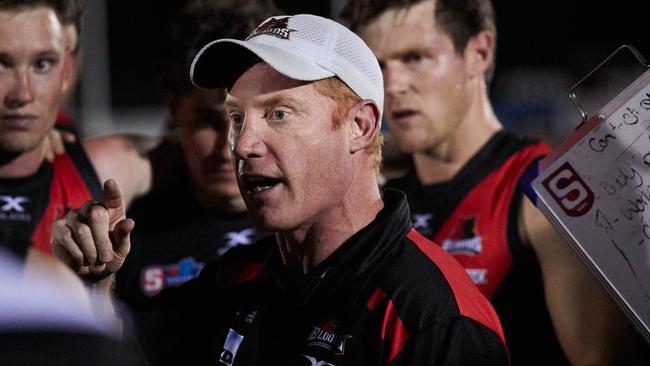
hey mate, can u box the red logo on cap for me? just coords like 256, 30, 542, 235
247, 17, 296, 40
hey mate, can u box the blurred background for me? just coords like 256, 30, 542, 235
72, 0, 650, 147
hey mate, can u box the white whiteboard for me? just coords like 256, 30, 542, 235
533, 69, 650, 342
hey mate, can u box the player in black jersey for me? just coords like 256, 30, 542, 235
0, 0, 156, 261
113, 1, 277, 362
342, 0, 649, 364
53, 13, 508, 365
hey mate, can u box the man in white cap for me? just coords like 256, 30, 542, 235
52, 14, 508, 365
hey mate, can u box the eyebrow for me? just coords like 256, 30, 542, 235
223, 96, 239, 111
261, 94, 303, 107
0, 49, 61, 63
384, 46, 429, 60
36, 50, 62, 58
224, 92, 305, 110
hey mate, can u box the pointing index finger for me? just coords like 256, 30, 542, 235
102, 179, 126, 224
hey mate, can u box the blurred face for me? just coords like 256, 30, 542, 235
360, 0, 472, 155
0, 7, 70, 153
226, 63, 353, 232
172, 88, 240, 201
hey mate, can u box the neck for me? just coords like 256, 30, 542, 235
414, 83, 502, 184
276, 170, 383, 276
0, 143, 46, 178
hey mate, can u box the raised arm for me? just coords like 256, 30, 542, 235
522, 198, 649, 365
51, 179, 134, 286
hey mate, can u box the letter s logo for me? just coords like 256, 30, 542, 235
141, 267, 164, 297
542, 162, 594, 217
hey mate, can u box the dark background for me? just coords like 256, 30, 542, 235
106, 1, 330, 107
104, 1, 650, 141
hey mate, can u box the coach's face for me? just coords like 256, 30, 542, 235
225, 62, 353, 232
0, 7, 71, 154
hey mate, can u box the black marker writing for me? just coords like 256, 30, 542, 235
620, 185, 650, 221
589, 134, 617, 153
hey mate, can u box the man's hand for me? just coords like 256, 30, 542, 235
52, 179, 134, 281
43, 129, 76, 162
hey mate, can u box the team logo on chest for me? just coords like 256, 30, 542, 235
217, 228, 257, 256
412, 213, 434, 236
441, 216, 483, 255
0, 196, 31, 222
305, 320, 351, 356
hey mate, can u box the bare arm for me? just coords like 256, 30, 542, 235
83, 134, 160, 207
521, 198, 649, 365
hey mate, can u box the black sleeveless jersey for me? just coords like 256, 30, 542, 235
0, 140, 101, 257
387, 131, 568, 365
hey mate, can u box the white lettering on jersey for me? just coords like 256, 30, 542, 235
0, 196, 29, 212
302, 355, 336, 366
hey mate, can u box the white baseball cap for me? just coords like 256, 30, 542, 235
190, 14, 383, 120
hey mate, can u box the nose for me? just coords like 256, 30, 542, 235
4, 69, 35, 108
383, 61, 408, 96
230, 115, 267, 161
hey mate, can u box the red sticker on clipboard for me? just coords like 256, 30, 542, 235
542, 162, 595, 217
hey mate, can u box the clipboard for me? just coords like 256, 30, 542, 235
531, 45, 650, 342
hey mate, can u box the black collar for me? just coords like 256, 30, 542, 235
259, 188, 412, 316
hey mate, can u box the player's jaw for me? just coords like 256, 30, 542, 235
0, 111, 49, 153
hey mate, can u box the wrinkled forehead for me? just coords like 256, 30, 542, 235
226, 62, 312, 104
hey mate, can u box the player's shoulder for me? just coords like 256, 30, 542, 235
372, 229, 499, 329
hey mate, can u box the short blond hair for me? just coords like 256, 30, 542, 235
313, 77, 383, 173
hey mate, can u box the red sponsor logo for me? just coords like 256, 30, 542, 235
542, 162, 594, 217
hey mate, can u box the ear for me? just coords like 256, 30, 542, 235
464, 30, 495, 79
349, 100, 381, 153
61, 50, 74, 93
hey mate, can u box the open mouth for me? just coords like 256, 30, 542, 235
240, 174, 283, 193
392, 109, 417, 119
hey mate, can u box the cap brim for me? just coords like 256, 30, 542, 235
190, 38, 335, 90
